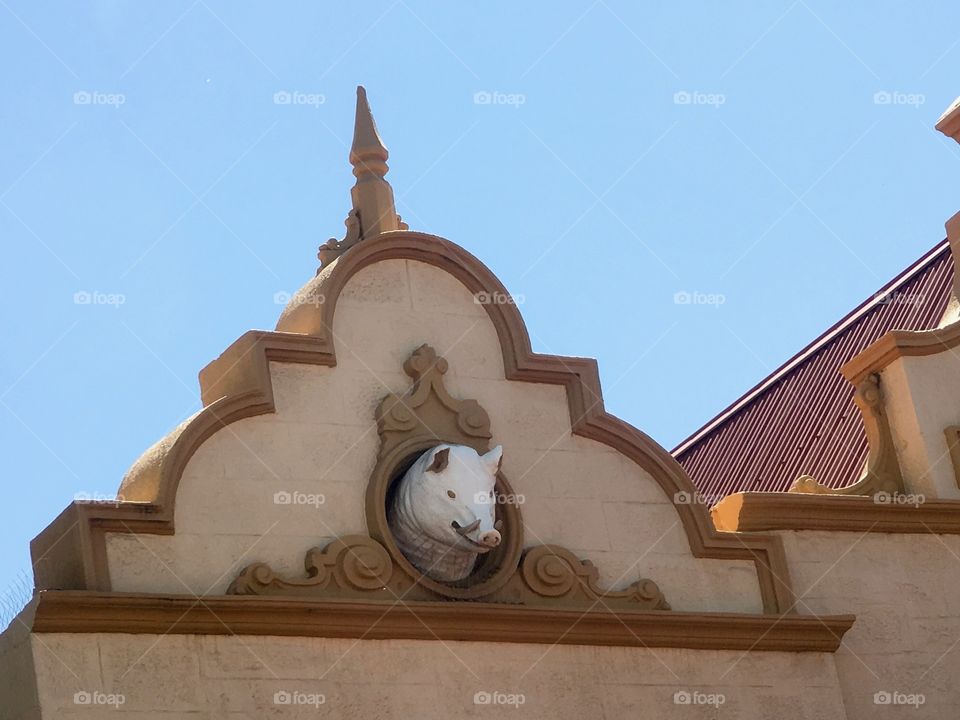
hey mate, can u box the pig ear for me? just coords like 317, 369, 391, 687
481, 445, 503, 475
426, 447, 450, 473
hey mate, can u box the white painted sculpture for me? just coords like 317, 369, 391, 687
388, 443, 503, 582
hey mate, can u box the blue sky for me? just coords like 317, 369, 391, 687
1, 1, 958, 603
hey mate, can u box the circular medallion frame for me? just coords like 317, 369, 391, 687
367, 344, 524, 599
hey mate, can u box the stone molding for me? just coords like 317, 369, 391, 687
712, 492, 960, 533
841, 320, 960, 385
30, 590, 855, 653
227, 535, 670, 611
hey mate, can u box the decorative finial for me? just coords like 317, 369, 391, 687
350, 86, 389, 179
317, 86, 408, 272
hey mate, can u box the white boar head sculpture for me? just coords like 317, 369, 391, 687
388, 443, 503, 582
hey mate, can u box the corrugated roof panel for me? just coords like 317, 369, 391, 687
674, 241, 954, 499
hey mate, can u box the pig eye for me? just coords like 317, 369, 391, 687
447, 490, 457, 499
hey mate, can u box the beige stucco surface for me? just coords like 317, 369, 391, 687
882, 353, 960, 499
0, 603, 41, 720
26, 632, 844, 718
104, 259, 763, 613
778, 529, 960, 719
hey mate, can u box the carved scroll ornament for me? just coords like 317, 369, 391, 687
229, 535, 669, 611
789, 372, 906, 497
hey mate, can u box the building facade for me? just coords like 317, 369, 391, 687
3, 89, 960, 719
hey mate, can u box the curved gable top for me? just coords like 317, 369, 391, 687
35, 230, 795, 617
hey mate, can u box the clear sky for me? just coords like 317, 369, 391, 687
1, 1, 958, 606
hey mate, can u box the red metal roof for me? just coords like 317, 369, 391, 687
673, 241, 954, 501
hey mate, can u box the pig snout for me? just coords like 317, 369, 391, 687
452, 519, 501, 549
478, 529, 501, 548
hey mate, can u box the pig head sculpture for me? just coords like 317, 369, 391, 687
388, 443, 503, 582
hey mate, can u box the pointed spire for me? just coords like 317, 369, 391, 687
348, 86, 401, 239
350, 86, 389, 178
317, 87, 407, 271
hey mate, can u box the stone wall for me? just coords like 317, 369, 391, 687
778, 530, 960, 719
0, 603, 41, 720
883, 353, 960, 499
28, 633, 844, 718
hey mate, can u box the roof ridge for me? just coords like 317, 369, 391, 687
672, 239, 951, 456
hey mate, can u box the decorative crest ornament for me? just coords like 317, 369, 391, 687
375, 344, 492, 460
317, 86, 407, 271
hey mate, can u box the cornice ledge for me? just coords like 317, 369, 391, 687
841, 321, 960, 385
713, 492, 960, 533
31, 590, 854, 653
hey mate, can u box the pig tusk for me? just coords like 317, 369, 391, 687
452, 518, 481, 535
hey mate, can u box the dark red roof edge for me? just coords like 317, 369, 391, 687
672, 239, 951, 456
